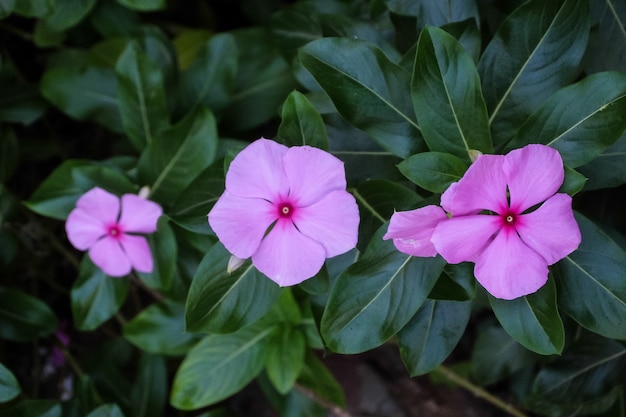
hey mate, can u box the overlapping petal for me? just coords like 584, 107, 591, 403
516, 193, 581, 264
383, 205, 447, 257
120, 234, 153, 273
118, 194, 162, 233
432, 215, 501, 264
66, 209, 106, 250
75, 187, 120, 225
293, 190, 359, 258
208, 191, 277, 259
252, 220, 326, 286
89, 238, 132, 277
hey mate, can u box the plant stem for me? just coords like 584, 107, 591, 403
130, 273, 165, 303
349, 188, 386, 224
294, 384, 356, 417
432, 365, 529, 417
54, 334, 84, 378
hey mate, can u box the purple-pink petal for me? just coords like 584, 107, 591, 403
516, 193, 581, 265
89, 237, 132, 277
118, 194, 162, 233
474, 228, 549, 299
120, 234, 154, 273
503, 144, 564, 213
283, 146, 346, 207
252, 219, 326, 286
432, 214, 501, 264
75, 187, 120, 225
383, 205, 447, 257
208, 191, 277, 259
66, 208, 106, 250
225, 138, 289, 202
292, 190, 359, 258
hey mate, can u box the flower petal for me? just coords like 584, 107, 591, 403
474, 228, 549, 300
208, 191, 277, 259
89, 237, 131, 277
120, 234, 153, 273
283, 146, 347, 207
432, 214, 501, 264
225, 138, 289, 201
118, 194, 162, 233
383, 205, 447, 257
293, 190, 359, 258
516, 193, 581, 265
75, 187, 120, 225
504, 144, 564, 213
440, 154, 508, 216
66, 208, 106, 250
252, 219, 326, 286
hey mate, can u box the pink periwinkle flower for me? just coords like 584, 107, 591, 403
384, 144, 581, 300
65, 187, 163, 277
208, 138, 359, 286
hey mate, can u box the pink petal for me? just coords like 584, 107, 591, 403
252, 219, 326, 286
75, 187, 120, 225
440, 154, 508, 216
66, 208, 106, 250
120, 234, 153, 273
283, 146, 347, 207
503, 144, 564, 213
118, 194, 162, 233
208, 191, 277, 259
516, 193, 581, 265
383, 205, 447, 257
474, 228, 549, 300
225, 138, 289, 202
292, 190, 359, 258
89, 237, 132, 277
432, 214, 502, 264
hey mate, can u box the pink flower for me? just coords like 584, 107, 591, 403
384, 144, 581, 300
65, 187, 162, 277
208, 138, 359, 286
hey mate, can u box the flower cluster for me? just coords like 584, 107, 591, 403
384, 144, 581, 300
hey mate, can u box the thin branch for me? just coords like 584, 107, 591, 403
130, 273, 165, 303
294, 384, 356, 417
54, 333, 84, 378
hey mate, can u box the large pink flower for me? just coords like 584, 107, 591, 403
66, 187, 162, 277
208, 138, 359, 286
384, 144, 581, 300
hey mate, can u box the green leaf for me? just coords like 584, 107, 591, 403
385, 0, 479, 28
172, 29, 212, 70
115, 0, 165, 11
0, 0, 15, 19
557, 212, 626, 339
558, 165, 587, 196
40, 66, 124, 132
297, 350, 345, 408
42, 0, 97, 31
0, 84, 47, 125
412, 26, 492, 159
116, 41, 169, 151
170, 321, 276, 410
185, 243, 282, 334
321, 225, 446, 353
398, 299, 471, 376
13, 0, 54, 17
137, 218, 176, 292
124, 300, 201, 356
138, 106, 217, 204
24, 160, 135, 220
300, 38, 422, 158
0, 287, 57, 341
63, 376, 102, 417
265, 325, 306, 394
508, 72, 626, 167
441, 18, 481, 63
583, 0, 626, 73
131, 353, 166, 417
85, 404, 125, 417
0, 363, 20, 402
0, 400, 61, 417
71, 257, 130, 331
489, 277, 564, 355
578, 132, 626, 190
278, 90, 329, 150
428, 262, 476, 301
478, 0, 590, 146
398, 152, 468, 193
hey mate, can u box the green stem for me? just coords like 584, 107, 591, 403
294, 384, 356, 417
349, 188, 386, 224
54, 334, 84, 378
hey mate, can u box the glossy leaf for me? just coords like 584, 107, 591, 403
137, 217, 176, 292
559, 165, 587, 196
509, 72, 626, 167
116, 0, 165, 11
557, 212, 626, 339
42, 0, 97, 31
278, 90, 328, 150
130, 353, 166, 417
170, 321, 276, 410
398, 151, 468, 193
71, 257, 130, 331
300, 38, 422, 158
398, 299, 471, 376
478, 0, 590, 146
578, 133, 626, 190
0, 400, 61, 417
265, 325, 306, 394
412, 26, 492, 159
428, 262, 476, 301
0, 287, 57, 341
442, 18, 481, 63
583, 0, 626, 73
489, 278, 564, 355
0, 363, 20, 402
321, 225, 446, 353
385, 0, 479, 28
297, 350, 345, 408
85, 404, 125, 417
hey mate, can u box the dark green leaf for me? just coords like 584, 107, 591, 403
413, 26, 492, 159
583, 0, 626, 73
42, 0, 97, 31
71, 257, 130, 331
185, 243, 282, 334
398, 299, 471, 376
0, 0, 15, 19
398, 152, 468, 193
442, 18, 481, 62
131, 353, 166, 417
85, 404, 125, 417
578, 132, 626, 190
558, 165, 587, 195
172, 29, 212, 70
300, 38, 422, 158
385, 0, 479, 28
116, 0, 165, 11
428, 262, 476, 301
13, 0, 53, 17
0, 84, 47, 125
0, 287, 57, 341
63, 376, 101, 417
278, 90, 328, 150
137, 217, 176, 292
265, 325, 306, 394
0, 400, 61, 417
478, 0, 590, 146
297, 350, 345, 408
0, 363, 20, 402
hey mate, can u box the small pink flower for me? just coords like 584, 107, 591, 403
65, 187, 162, 277
208, 138, 359, 286
384, 144, 581, 300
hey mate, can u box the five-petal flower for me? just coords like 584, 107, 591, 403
208, 138, 359, 286
65, 187, 163, 277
